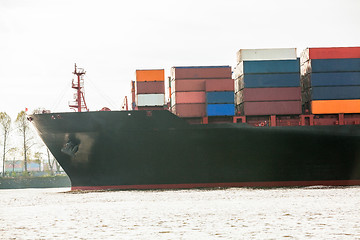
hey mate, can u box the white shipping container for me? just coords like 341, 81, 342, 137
136, 94, 165, 106
237, 48, 297, 62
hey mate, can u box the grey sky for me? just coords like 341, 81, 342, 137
1, 0, 359, 119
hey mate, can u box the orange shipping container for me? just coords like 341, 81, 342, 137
311, 100, 360, 114
136, 69, 165, 82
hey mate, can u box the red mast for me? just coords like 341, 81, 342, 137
69, 64, 88, 112
122, 96, 129, 111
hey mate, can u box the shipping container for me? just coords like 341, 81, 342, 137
309, 72, 360, 87
206, 91, 234, 104
207, 104, 235, 116
234, 59, 300, 76
237, 48, 297, 62
309, 86, 360, 100
235, 73, 300, 91
136, 81, 165, 94
238, 101, 302, 116
172, 103, 206, 117
301, 58, 360, 75
301, 47, 360, 65
205, 78, 234, 92
136, 94, 164, 106
237, 87, 301, 102
136, 69, 165, 82
311, 100, 360, 114
302, 72, 360, 89
171, 79, 206, 92
172, 91, 206, 104
171, 66, 232, 79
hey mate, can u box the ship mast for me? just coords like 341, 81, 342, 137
69, 64, 88, 112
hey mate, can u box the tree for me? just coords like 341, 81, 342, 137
34, 151, 43, 171
7, 147, 18, 175
16, 111, 34, 173
0, 112, 11, 177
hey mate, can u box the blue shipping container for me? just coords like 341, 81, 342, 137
206, 91, 234, 104
207, 104, 235, 116
311, 86, 360, 100
310, 72, 360, 86
310, 58, 360, 73
240, 59, 300, 74
239, 73, 300, 88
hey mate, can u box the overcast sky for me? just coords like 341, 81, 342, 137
1, 0, 359, 119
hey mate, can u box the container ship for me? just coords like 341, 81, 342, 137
30, 47, 360, 191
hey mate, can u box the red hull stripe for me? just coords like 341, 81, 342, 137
71, 180, 360, 191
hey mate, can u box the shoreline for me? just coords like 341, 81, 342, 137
0, 175, 71, 189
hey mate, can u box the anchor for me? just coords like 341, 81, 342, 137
61, 140, 79, 157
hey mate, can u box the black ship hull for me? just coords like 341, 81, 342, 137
31, 111, 360, 190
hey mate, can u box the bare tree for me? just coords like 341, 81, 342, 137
46, 148, 55, 175
16, 111, 34, 173
0, 112, 11, 177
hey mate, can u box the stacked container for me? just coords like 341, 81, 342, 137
206, 91, 234, 116
170, 66, 233, 118
135, 69, 165, 110
234, 48, 302, 116
300, 47, 360, 114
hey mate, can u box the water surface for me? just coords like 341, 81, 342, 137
1, 187, 359, 239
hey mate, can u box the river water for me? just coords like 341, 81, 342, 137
0, 187, 359, 239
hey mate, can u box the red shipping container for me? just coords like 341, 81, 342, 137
205, 78, 234, 92
171, 79, 205, 92
171, 66, 232, 79
136, 81, 165, 94
172, 103, 206, 118
301, 47, 360, 64
172, 91, 206, 104
239, 87, 301, 102
240, 101, 302, 116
